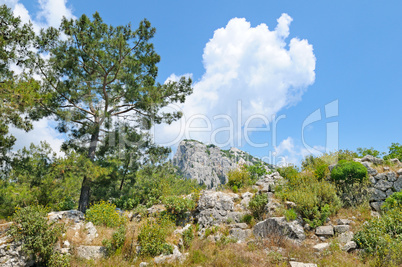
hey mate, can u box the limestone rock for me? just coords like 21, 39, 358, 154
394, 177, 402, 191
342, 241, 357, 252
315, 226, 334, 236
229, 228, 252, 242
361, 155, 384, 165
313, 243, 329, 252
85, 222, 98, 243
253, 217, 305, 242
76, 246, 106, 260
370, 188, 387, 201
337, 231, 354, 244
334, 225, 350, 234
153, 245, 187, 264
336, 219, 351, 225
47, 210, 84, 223
370, 201, 384, 212
374, 179, 393, 191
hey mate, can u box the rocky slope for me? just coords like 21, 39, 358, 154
172, 139, 272, 188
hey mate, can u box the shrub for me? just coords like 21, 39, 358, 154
163, 195, 196, 222
102, 225, 126, 256
277, 173, 341, 228
137, 217, 174, 257
384, 142, 402, 161
382, 192, 402, 211
232, 185, 238, 193
9, 205, 69, 266
277, 165, 299, 183
182, 225, 195, 249
245, 162, 267, 182
284, 208, 297, 221
240, 214, 255, 226
354, 206, 402, 266
85, 201, 126, 227
227, 168, 251, 189
314, 162, 330, 180
248, 194, 268, 219
330, 160, 368, 187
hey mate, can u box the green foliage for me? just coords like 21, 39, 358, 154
357, 147, 383, 158
277, 173, 341, 228
8, 205, 69, 266
384, 142, 402, 161
227, 168, 251, 189
330, 160, 368, 187
182, 225, 195, 249
248, 194, 268, 219
102, 225, 126, 256
163, 195, 195, 221
240, 214, 255, 226
284, 208, 297, 221
245, 162, 267, 181
130, 164, 202, 208
382, 192, 402, 211
85, 201, 126, 227
232, 185, 238, 193
277, 165, 299, 182
354, 206, 402, 266
137, 217, 174, 257
314, 162, 330, 180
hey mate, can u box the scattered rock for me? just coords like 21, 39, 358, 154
154, 245, 188, 264
313, 243, 329, 252
84, 222, 98, 243
370, 201, 384, 212
47, 210, 84, 223
229, 228, 252, 242
147, 204, 166, 216
139, 262, 149, 267
342, 241, 357, 252
253, 217, 305, 242
337, 231, 354, 244
76, 246, 106, 260
174, 224, 192, 235
334, 225, 350, 234
361, 155, 384, 165
336, 219, 351, 225
315, 226, 334, 236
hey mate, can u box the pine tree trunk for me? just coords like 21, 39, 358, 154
78, 127, 99, 213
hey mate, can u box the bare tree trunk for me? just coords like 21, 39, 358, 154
78, 126, 99, 213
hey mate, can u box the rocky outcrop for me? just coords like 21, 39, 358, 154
196, 191, 244, 227
0, 236, 34, 267
354, 156, 402, 211
173, 140, 272, 188
75, 246, 106, 260
253, 217, 305, 242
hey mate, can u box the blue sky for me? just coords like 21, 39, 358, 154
4, 0, 402, 165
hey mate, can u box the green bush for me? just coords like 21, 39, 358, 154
227, 168, 251, 189
382, 192, 402, 211
330, 160, 368, 187
354, 206, 402, 266
245, 162, 267, 182
182, 225, 195, 249
9, 205, 69, 267
163, 195, 195, 222
232, 185, 238, 193
284, 208, 297, 221
248, 194, 268, 219
102, 225, 126, 256
137, 217, 174, 257
277, 165, 299, 183
240, 214, 254, 226
277, 173, 341, 228
85, 201, 126, 227
314, 162, 330, 180
384, 142, 402, 161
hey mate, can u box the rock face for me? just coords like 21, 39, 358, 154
0, 236, 34, 267
353, 157, 402, 210
173, 140, 271, 188
196, 191, 244, 227
253, 217, 305, 242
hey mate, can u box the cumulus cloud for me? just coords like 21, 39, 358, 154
154, 14, 316, 148
274, 137, 325, 166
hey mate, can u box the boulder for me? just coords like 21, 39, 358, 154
229, 228, 252, 242
253, 217, 305, 242
84, 222, 98, 243
337, 231, 354, 244
370, 188, 387, 201
153, 245, 187, 264
394, 177, 402, 192
374, 179, 393, 191
334, 225, 350, 234
361, 155, 384, 165
336, 219, 352, 225
313, 243, 329, 252
76, 246, 106, 260
315, 226, 334, 236
47, 210, 84, 223
0, 237, 34, 267
342, 241, 357, 252
370, 201, 384, 212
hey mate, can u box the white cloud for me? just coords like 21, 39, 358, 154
274, 137, 325, 166
9, 119, 65, 155
154, 14, 316, 148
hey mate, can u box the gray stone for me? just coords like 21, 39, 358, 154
386, 171, 397, 182
397, 168, 402, 176
361, 155, 384, 165
336, 219, 352, 225
342, 241, 357, 252
230, 223, 248, 229
386, 189, 395, 197
253, 217, 305, 241
370, 201, 384, 211
139, 262, 149, 267
172, 140, 273, 188
362, 162, 378, 176
85, 222, 98, 243
241, 192, 253, 199
47, 210, 85, 223
289, 262, 318, 267
337, 231, 354, 244
313, 243, 329, 252
229, 228, 252, 242
390, 159, 401, 166
75, 246, 106, 260
315, 226, 334, 236
374, 179, 393, 191
394, 177, 402, 191
383, 167, 390, 171
154, 245, 187, 264
374, 173, 387, 181
0, 238, 34, 267
370, 188, 387, 201
334, 225, 350, 234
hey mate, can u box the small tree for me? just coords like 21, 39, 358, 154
33, 12, 192, 212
